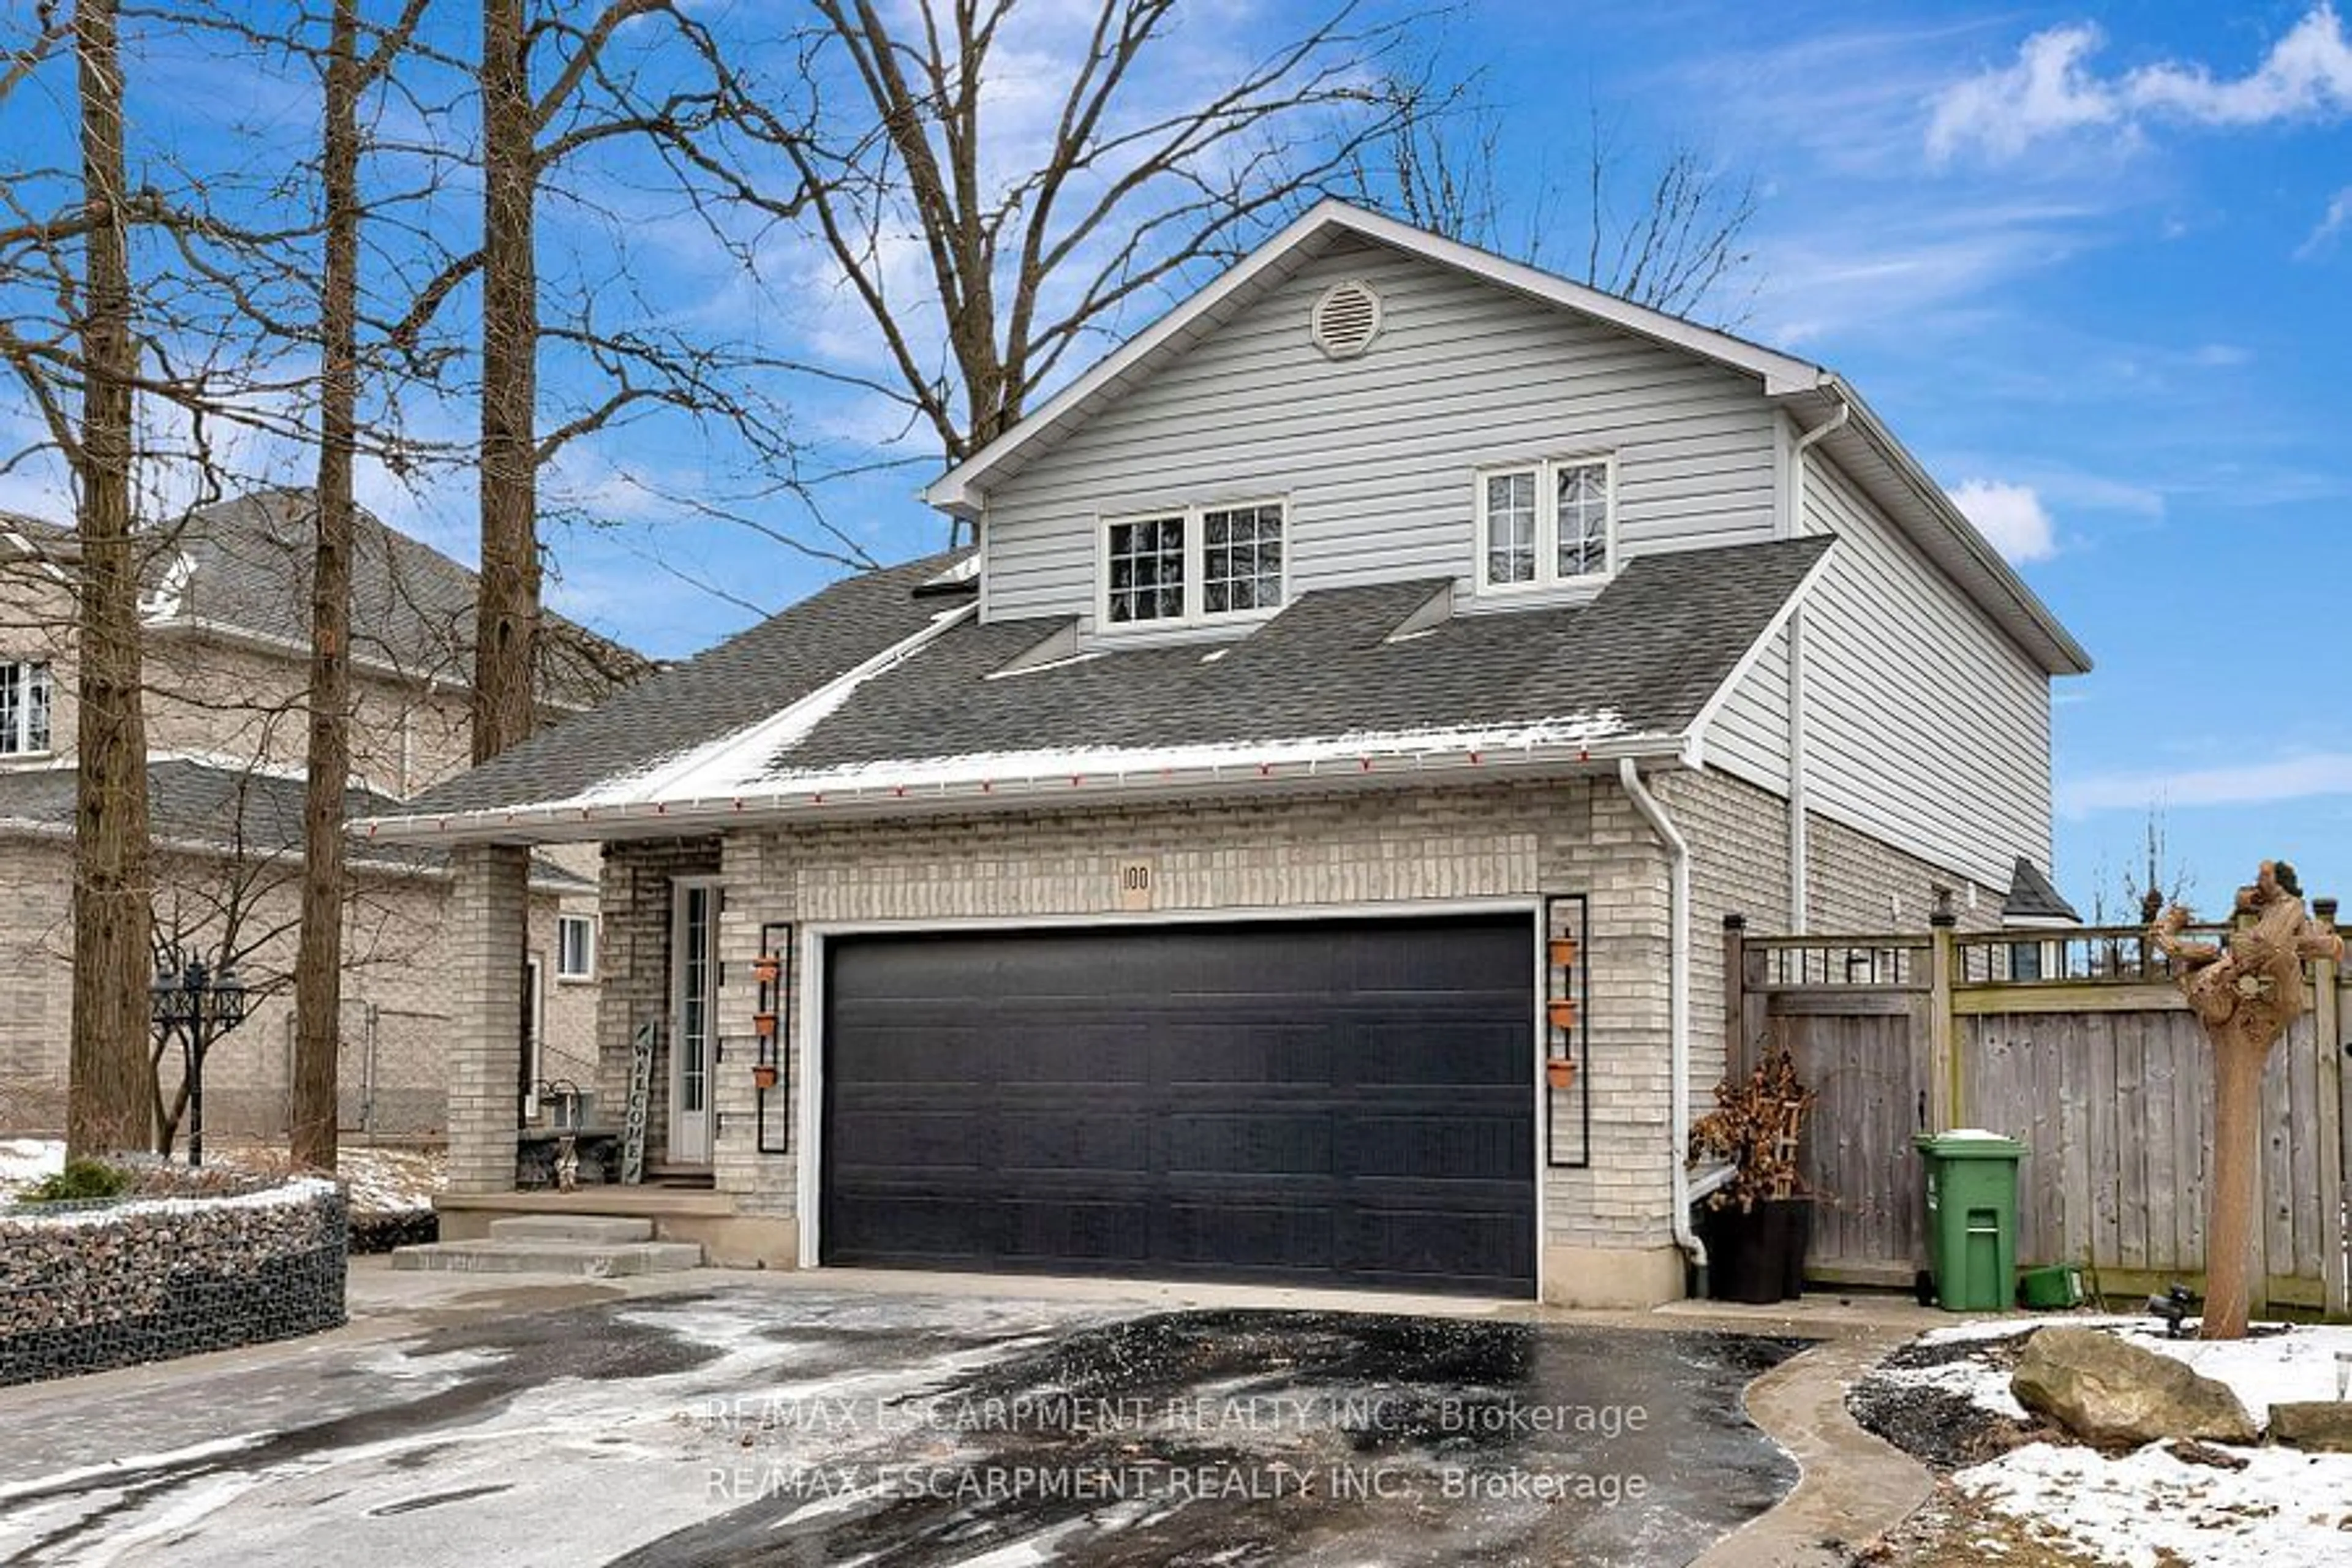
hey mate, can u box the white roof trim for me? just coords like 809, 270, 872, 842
923, 198, 1828, 518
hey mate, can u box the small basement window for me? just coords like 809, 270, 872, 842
557, 914, 597, 981
0, 660, 51, 756
1102, 500, 1286, 628
1475, 456, 1616, 592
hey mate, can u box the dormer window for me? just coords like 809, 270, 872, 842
1477, 455, 1616, 592
1102, 500, 1285, 627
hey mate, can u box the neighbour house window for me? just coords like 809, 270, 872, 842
557, 914, 597, 981
1102, 501, 1286, 627
0, 661, 51, 756
1476, 456, 1616, 591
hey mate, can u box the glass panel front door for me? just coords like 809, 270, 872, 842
669, 881, 717, 1164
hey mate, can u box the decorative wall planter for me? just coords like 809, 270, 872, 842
1545, 1057, 1576, 1090
752, 954, 782, 986
1545, 997, 1577, 1030
752, 1063, 780, 1090
752, 1011, 778, 1038
1547, 936, 1578, 968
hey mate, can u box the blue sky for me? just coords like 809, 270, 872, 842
3, 1, 2349, 921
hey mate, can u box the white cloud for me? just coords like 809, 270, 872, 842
1927, 25, 2122, 163
2061, 752, 2352, 816
1930, 5, 2352, 162
2296, 186, 2352, 258
1947, 479, 2058, 562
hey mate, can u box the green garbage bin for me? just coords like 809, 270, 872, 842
1915, 1131, 2025, 1311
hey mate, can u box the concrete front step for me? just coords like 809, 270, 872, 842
391, 1238, 704, 1278
488, 1215, 654, 1245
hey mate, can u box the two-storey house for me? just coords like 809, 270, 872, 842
367, 203, 2088, 1305
0, 491, 644, 1140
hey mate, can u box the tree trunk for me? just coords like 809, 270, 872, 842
292, 0, 362, 1170
2202, 1035, 2266, 1340
66, 0, 153, 1160
475, 0, 540, 765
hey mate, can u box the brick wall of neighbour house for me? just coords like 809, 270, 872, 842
0, 830, 584, 1144
623, 780, 1681, 1267
595, 838, 725, 1171
141, 631, 475, 796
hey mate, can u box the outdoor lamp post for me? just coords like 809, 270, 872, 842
149, 955, 249, 1166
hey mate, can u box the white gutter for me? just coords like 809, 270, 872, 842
1618, 756, 1703, 1286
360, 730, 1684, 845
1782, 397, 1849, 935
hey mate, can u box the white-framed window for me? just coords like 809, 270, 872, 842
1475, 455, 1617, 592
1101, 499, 1286, 628
0, 661, 51, 756
557, 914, 597, 981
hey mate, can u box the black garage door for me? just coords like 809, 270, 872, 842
821, 914, 1536, 1296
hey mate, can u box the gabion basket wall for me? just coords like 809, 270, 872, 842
0, 1179, 349, 1388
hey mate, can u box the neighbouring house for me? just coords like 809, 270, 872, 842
0, 492, 645, 1140
364, 202, 2089, 1304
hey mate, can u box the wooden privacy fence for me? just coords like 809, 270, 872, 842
1725, 913, 2351, 1313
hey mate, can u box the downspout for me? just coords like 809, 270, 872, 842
1784, 398, 1850, 935
1619, 756, 1702, 1287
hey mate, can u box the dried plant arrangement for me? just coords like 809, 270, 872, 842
1688, 1047, 1817, 1213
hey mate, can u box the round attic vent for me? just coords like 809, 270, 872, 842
1310, 279, 1382, 359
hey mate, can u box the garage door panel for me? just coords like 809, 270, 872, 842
1161, 1203, 1336, 1270
996, 1111, 1152, 1174
822, 916, 1536, 1295
1161, 1112, 1336, 1175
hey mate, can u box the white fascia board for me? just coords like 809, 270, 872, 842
924, 198, 1830, 517
356, 729, 1688, 846
1679, 541, 1839, 772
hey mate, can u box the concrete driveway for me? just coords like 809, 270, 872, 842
0, 1269, 1807, 1566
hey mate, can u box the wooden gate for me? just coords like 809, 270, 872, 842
1727, 918, 2351, 1311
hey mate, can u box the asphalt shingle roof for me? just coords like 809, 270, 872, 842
151, 490, 647, 706
2002, 856, 2081, 923
0, 760, 594, 888
400, 537, 1828, 818
407, 549, 976, 815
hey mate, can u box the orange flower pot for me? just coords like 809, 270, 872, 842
752, 1063, 779, 1090
752, 955, 782, 986
1547, 937, 1578, 968
1545, 1058, 1576, 1090
1546, 998, 1577, 1030
753, 1011, 778, 1039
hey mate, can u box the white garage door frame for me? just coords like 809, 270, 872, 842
795, 895, 1553, 1298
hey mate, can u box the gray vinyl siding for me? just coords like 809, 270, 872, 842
981, 235, 1779, 631
1700, 623, 1790, 794
1801, 459, 2052, 891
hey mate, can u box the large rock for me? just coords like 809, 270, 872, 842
2010, 1327, 2257, 1449
2269, 1401, 2352, 1453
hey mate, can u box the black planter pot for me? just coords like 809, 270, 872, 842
1765, 1197, 1813, 1300
1701, 1203, 1786, 1304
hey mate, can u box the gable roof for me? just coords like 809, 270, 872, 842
2002, 856, 2081, 925
140, 489, 649, 707
364, 537, 1831, 843
924, 199, 2089, 679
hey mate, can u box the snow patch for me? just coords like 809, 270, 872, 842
1959, 1439, 2352, 1568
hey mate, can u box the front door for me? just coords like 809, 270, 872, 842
668, 879, 718, 1166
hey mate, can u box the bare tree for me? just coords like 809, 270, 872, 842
1349, 80, 1758, 322
68, 0, 153, 1158
692, 0, 1420, 515
293, 0, 430, 1172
